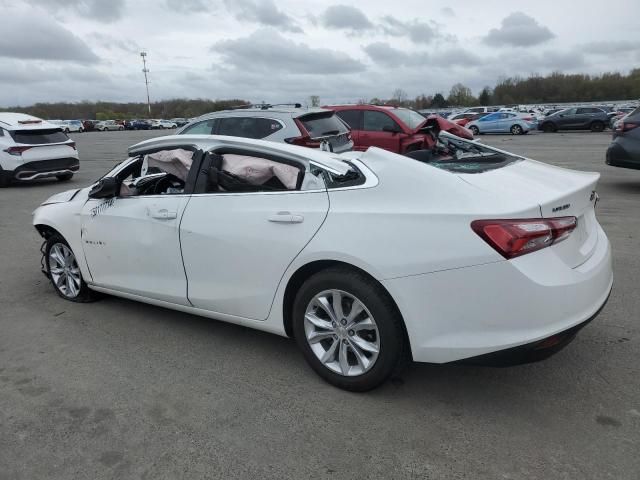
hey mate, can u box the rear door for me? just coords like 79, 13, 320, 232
180, 150, 330, 320
359, 110, 403, 152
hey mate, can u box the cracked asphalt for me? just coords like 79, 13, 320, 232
0, 129, 638, 479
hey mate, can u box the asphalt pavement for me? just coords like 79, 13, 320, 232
0, 129, 638, 479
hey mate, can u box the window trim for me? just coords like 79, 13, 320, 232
214, 116, 286, 139
362, 110, 402, 133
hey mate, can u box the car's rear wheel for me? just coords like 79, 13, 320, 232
542, 122, 557, 133
56, 173, 73, 181
469, 125, 479, 135
45, 234, 96, 302
292, 267, 407, 391
118, 126, 124, 131
510, 124, 523, 135
64, 128, 70, 134
590, 121, 605, 132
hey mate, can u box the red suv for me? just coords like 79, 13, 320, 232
327, 104, 472, 154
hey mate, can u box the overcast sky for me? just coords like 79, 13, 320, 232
0, 0, 638, 107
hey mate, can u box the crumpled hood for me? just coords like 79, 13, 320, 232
40, 188, 86, 206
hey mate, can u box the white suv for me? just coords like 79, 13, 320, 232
0, 113, 80, 187
178, 105, 354, 153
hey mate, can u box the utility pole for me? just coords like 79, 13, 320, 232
140, 51, 151, 117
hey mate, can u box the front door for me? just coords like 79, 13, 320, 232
359, 110, 403, 152
81, 195, 191, 304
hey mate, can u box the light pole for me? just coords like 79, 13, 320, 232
140, 51, 151, 117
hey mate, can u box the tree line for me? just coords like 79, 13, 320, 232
2, 70, 638, 119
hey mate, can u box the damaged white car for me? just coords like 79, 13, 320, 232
32, 132, 613, 391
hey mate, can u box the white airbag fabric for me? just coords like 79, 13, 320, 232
222, 154, 299, 190
142, 149, 194, 182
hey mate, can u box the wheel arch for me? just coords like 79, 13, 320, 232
281, 259, 412, 358
34, 223, 63, 240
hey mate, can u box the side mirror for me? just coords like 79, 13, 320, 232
382, 125, 401, 134
89, 177, 119, 199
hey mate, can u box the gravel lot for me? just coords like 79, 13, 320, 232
1, 130, 638, 479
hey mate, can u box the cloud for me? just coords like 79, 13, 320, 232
0, 14, 99, 63
363, 42, 413, 67
224, 0, 302, 33
25, 0, 125, 23
441, 7, 455, 17
379, 16, 450, 44
321, 5, 374, 32
581, 41, 638, 55
483, 12, 554, 47
211, 29, 365, 74
165, 0, 208, 13
91, 33, 142, 55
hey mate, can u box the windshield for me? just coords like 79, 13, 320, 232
392, 108, 427, 129
299, 112, 349, 138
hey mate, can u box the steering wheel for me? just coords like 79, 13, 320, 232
152, 173, 185, 194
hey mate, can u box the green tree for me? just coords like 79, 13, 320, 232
430, 93, 447, 108
479, 87, 492, 106
447, 83, 478, 107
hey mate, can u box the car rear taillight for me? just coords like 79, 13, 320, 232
284, 135, 321, 148
67, 141, 77, 150
617, 121, 639, 133
471, 217, 577, 259
522, 116, 534, 121
3, 146, 32, 156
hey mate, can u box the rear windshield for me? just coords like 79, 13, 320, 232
393, 108, 427, 129
10, 128, 68, 145
299, 112, 349, 138
414, 133, 521, 174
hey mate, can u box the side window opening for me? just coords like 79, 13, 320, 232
217, 117, 283, 139
362, 111, 401, 132
117, 148, 196, 196
203, 150, 305, 194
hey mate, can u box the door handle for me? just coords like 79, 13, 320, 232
149, 208, 177, 220
268, 212, 304, 224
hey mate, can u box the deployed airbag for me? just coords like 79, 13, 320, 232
142, 149, 194, 182
221, 154, 299, 190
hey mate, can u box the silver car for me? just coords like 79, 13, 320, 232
177, 104, 353, 153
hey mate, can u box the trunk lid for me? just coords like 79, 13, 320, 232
460, 159, 600, 268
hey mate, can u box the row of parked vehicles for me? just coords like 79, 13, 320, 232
2, 101, 638, 188
48, 118, 191, 133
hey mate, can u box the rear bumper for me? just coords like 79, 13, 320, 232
383, 224, 613, 363
606, 143, 640, 170
454, 290, 609, 366
12, 157, 79, 181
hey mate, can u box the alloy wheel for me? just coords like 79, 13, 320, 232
304, 289, 380, 376
48, 243, 82, 298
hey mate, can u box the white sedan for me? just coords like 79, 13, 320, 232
32, 132, 613, 391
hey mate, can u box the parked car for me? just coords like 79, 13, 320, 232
151, 119, 178, 129
82, 120, 99, 132
178, 105, 354, 153
466, 112, 537, 135
32, 131, 613, 391
608, 107, 635, 128
95, 120, 124, 132
170, 118, 190, 127
606, 106, 640, 170
538, 107, 609, 133
50, 120, 84, 133
463, 106, 499, 114
0, 113, 79, 187
327, 104, 472, 154
130, 119, 152, 130
450, 112, 488, 127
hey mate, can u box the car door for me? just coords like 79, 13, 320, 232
556, 108, 577, 129
498, 113, 517, 132
359, 110, 403, 152
179, 150, 330, 320
334, 109, 362, 147
480, 113, 500, 132
80, 150, 203, 305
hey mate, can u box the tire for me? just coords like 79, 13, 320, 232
590, 121, 605, 132
118, 126, 124, 131
45, 234, 97, 302
56, 173, 73, 181
292, 267, 407, 392
64, 128, 70, 134
0, 167, 11, 188
542, 122, 557, 133
101, 127, 107, 132
510, 124, 523, 135
469, 125, 479, 135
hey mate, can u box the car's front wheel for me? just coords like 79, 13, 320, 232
469, 125, 479, 135
45, 234, 96, 302
293, 267, 407, 391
